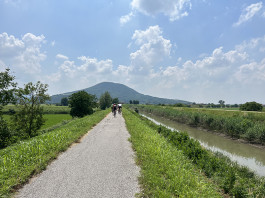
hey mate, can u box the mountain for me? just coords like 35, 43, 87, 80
49, 82, 190, 105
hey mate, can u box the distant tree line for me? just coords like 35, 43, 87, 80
129, 100, 139, 104
159, 100, 263, 112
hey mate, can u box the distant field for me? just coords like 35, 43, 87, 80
2, 105, 71, 114
3, 114, 72, 130
42, 114, 72, 129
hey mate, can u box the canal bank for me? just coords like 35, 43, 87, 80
141, 112, 265, 177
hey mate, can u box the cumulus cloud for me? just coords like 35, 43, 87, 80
145, 35, 265, 103
0, 32, 46, 74
120, 12, 134, 25
120, 0, 191, 24
129, 25, 172, 74
234, 2, 263, 27
131, 0, 191, 21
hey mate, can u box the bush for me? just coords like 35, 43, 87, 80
240, 102, 263, 111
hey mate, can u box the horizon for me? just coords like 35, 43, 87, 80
51, 81, 263, 105
1, 0, 265, 104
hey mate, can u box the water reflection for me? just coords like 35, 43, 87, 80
141, 113, 265, 177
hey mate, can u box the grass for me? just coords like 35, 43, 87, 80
3, 114, 72, 130
123, 108, 222, 197
126, 107, 265, 197
41, 114, 72, 129
0, 109, 109, 198
2, 104, 71, 114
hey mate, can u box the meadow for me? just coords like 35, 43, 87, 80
0, 109, 109, 197
124, 108, 265, 197
2, 104, 71, 115
133, 105, 265, 145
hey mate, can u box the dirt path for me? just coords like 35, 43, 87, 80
15, 112, 140, 198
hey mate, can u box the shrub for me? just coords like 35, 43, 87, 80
240, 102, 263, 111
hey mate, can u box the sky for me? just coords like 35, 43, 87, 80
0, 0, 265, 104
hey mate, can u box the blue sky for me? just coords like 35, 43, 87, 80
0, 0, 265, 104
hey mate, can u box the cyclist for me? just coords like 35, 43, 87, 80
112, 103, 117, 117
118, 103, 122, 114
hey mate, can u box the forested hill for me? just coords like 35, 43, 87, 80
50, 82, 190, 105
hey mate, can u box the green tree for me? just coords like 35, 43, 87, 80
69, 91, 95, 117
61, 97, 68, 106
0, 68, 17, 148
12, 81, 50, 137
240, 101, 263, 111
0, 68, 17, 107
99, 91, 112, 110
112, 97, 119, 104
218, 100, 225, 108
133, 100, 139, 104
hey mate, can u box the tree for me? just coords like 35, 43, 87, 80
112, 97, 119, 104
0, 68, 17, 148
218, 100, 225, 108
99, 91, 112, 110
12, 81, 50, 137
61, 97, 68, 106
69, 91, 95, 117
240, 102, 263, 111
133, 100, 139, 104
0, 68, 17, 107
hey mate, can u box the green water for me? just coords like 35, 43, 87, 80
142, 113, 265, 177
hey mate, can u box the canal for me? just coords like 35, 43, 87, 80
141, 112, 265, 177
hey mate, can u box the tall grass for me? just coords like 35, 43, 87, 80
0, 109, 109, 197
123, 108, 222, 197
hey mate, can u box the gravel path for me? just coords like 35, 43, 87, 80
15, 112, 140, 198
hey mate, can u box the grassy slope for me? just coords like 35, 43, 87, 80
123, 108, 222, 197
0, 109, 109, 198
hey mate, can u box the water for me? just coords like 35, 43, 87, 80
141, 113, 265, 177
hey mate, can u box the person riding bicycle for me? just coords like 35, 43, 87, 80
118, 103, 122, 114
112, 103, 117, 117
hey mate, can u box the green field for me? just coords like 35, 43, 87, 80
42, 114, 72, 129
2, 104, 71, 114
3, 114, 72, 130
0, 109, 109, 197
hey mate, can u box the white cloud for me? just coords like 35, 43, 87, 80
234, 2, 263, 27
120, 12, 134, 25
235, 58, 265, 83
51, 41, 55, 47
0, 32, 46, 74
131, 0, 191, 21
129, 25, 172, 74
56, 54, 68, 60
0, 32, 24, 57
48, 56, 117, 93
